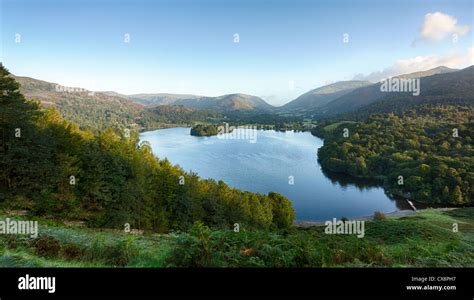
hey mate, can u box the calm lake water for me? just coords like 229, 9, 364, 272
140, 128, 406, 221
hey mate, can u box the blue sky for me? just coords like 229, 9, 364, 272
1, 0, 473, 105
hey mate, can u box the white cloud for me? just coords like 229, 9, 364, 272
419, 12, 470, 41
354, 47, 474, 82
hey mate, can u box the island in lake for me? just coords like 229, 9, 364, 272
190, 124, 220, 136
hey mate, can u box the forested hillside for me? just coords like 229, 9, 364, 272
171, 93, 274, 112
14, 75, 299, 132
14, 76, 223, 132
128, 93, 202, 106
139, 105, 222, 130
1, 64, 295, 232
316, 104, 474, 205
14, 76, 146, 132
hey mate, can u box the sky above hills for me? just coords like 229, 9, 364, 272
1, 0, 473, 105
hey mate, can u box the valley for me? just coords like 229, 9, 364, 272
11, 65, 474, 211
2, 63, 473, 269
1, 1, 474, 297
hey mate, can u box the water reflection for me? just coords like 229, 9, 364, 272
141, 128, 410, 221
320, 167, 420, 211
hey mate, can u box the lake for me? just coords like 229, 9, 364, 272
140, 127, 406, 221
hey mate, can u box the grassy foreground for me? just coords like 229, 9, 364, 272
1, 208, 473, 267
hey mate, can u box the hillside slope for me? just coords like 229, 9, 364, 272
15, 76, 145, 131
128, 93, 202, 106
130, 93, 274, 112
314, 66, 472, 118
173, 93, 274, 112
279, 80, 371, 114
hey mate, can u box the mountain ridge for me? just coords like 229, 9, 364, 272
278, 80, 372, 114
310, 65, 473, 118
13, 65, 474, 126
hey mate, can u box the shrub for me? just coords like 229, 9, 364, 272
101, 237, 140, 266
373, 211, 386, 221
165, 221, 215, 267
34, 235, 60, 257
61, 243, 85, 260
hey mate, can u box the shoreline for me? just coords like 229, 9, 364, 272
294, 207, 456, 228
141, 127, 467, 227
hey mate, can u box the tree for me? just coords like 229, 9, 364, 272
268, 192, 295, 229
452, 186, 464, 204
442, 186, 450, 202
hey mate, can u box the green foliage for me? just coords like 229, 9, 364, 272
268, 192, 295, 229
15, 75, 308, 133
190, 124, 220, 136
1, 208, 473, 267
318, 105, 474, 205
139, 105, 222, 130
165, 226, 385, 267
166, 208, 474, 267
15, 75, 146, 132
1, 64, 294, 232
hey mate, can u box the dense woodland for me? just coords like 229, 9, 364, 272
1, 65, 295, 232
315, 105, 474, 205
190, 124, 220, 136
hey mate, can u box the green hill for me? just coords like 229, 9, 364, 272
314, 66, 473, 118
14, 76, 146, 132
173, 93, 275, 112
279, 80, 371, 114
1, 64, 294, 233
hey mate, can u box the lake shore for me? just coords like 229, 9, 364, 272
141, 128, 400, 221
294, 207, 456, 227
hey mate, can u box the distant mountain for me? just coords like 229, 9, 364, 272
101, 91, 131, 98
343, 65, 474, 119
140, 105, 222, 128
278, 80, 371, 114
171, 93, 274, 112
396, 66, 457, 79
15, 65, 470, 129
128, 93, 202, 106
313, 66, 471, 118
120, 92, 274, 113
130, 93, 274, 112
13, 76, 275, 130
14, 76, 145, 131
